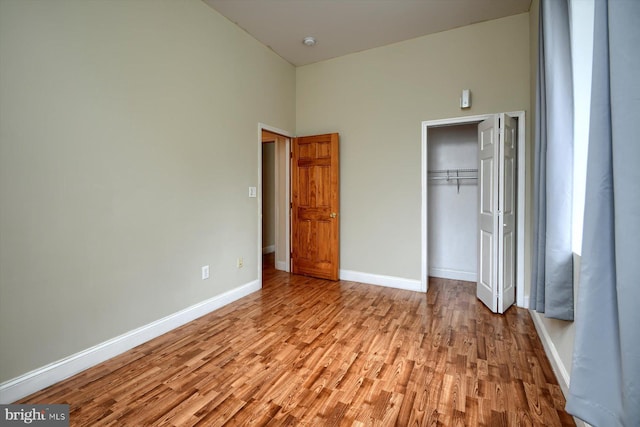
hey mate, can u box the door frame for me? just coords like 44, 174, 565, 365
420, 111, 526, 307
258, 123, 293, 286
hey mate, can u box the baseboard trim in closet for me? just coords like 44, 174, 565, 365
429, 268, 476, 282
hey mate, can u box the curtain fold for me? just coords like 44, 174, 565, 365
566, 1, 640, 425
530, 0, 574, 320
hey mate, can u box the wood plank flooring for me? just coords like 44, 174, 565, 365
18, 255, 575, 426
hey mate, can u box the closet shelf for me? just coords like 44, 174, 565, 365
427, 168, 478, 193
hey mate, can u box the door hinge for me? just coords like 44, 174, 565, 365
290, 151, 293, 159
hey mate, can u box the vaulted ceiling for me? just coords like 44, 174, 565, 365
203, 0, 532, 66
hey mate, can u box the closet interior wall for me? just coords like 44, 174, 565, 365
427, 124, 478, 282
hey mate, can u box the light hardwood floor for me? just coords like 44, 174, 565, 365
18, 255, 575, 426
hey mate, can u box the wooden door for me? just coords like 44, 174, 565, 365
291, 133, 340, 280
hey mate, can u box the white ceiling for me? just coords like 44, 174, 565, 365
203, 0, 532, 66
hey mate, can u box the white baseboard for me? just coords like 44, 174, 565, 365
429, 267, 476, 282
340, 269, 422, 292
275, 261, 288, 272
530, 312, 589, 427
262, 245, 275, 254
529, 310, 571, 397
0, 280, 261, 404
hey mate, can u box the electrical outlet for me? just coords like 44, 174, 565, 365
201, 265, 209, 280
237, 257, 243, 268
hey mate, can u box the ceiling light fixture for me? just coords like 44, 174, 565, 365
302, 36, 317, 47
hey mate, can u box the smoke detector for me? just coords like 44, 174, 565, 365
302, 36, 317, 47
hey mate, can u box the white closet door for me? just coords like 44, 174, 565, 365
498, 113, 517, 313
477, 117, 498, 312
477, 114, 517, 314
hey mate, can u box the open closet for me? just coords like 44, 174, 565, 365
421, 112, 525, 314
427, 124, 479, 283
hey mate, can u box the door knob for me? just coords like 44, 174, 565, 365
330, 212, 337, 218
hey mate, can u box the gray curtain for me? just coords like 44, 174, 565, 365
531, 0, 574, 320
566, 1, 640, 426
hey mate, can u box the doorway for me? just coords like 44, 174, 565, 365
262, 139, 276, 261
421, 112, 526, 310
258, 124, 292, 285
427, 123, 479, 283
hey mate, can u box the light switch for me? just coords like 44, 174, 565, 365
248, 186, 257, 198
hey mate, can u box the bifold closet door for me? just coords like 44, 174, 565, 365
500, 114, 516, 313
477, 114, 516, 314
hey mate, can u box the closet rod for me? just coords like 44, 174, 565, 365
427, 168, 478, 174
427, 168, 478, 193
428, 176, 478, 180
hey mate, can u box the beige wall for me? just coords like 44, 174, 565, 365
0, 0, 295, 382
296, 13, 531, 280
